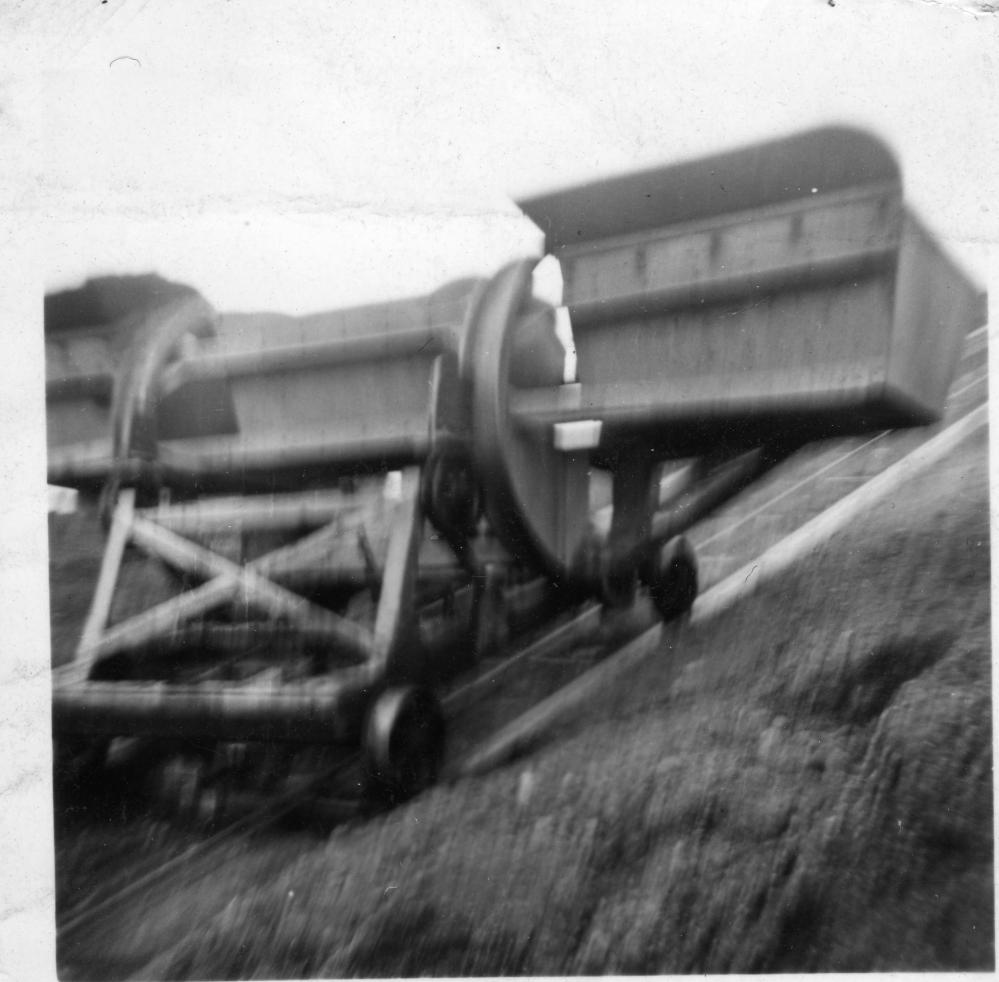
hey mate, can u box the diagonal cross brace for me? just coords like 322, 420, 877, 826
75, 498, 378, 668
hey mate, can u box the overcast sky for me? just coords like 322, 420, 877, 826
32, 0, 999, 313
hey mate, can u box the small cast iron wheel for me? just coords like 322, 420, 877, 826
363, 686, 446, 806
422, 448, 481, 542
647, 535, 699, 623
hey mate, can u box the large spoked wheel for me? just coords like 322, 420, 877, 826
645, 535, 699, 623
363, 686, 446, 806
100, 295, 220, 525
462, 259, 591, 580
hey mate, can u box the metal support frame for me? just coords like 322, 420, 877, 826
75, 496, 375, 668
48, 125, 987, 765
53, 467, 461, 742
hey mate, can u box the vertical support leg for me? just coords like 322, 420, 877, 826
472, 562, 508, 662
552, 449, 592, 573
371, 468, 425, 682
604, 454, 660, 607
75, 488, 136, 665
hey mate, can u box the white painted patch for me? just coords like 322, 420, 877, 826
553, 418, 602, 451
383, 471, 403, 501
554, 306, 577, 383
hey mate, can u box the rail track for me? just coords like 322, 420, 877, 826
55, 324, 988, 968
444, 325, 989, 773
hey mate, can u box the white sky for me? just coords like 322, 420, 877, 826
31, 0, 999, 312
1, 2, 997, 979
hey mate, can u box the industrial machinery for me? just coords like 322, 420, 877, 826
47, 126, 984, 806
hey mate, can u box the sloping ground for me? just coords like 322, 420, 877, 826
59, 427, 988, 979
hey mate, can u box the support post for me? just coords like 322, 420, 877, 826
370, 468, 426, 682
602, 453, 661, 606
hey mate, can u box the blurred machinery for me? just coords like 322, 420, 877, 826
47, 127, 984, 803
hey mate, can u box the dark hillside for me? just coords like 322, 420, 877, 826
50, 428, 990, 978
